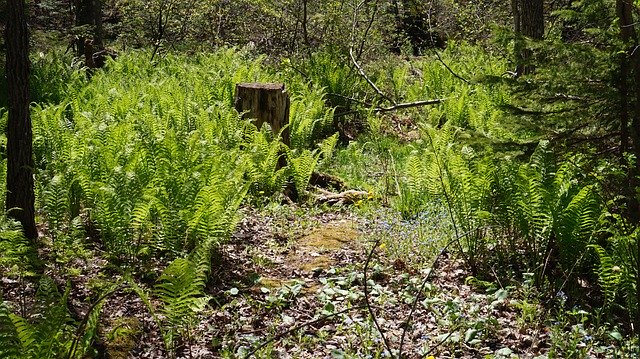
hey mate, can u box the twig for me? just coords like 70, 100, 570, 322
423, 128, 466, 261
363, 237, 394, 357
422, 322, 465, 358
354, 0, 379, 62
398, 228, 483, 358
333, 98, 447, 119
66, 282, 122, 359
242, 304, 370, 358
432, 49, 470, 84
423, 6, 470, 84
327, 92, 374, 107
349, 47, 397, 105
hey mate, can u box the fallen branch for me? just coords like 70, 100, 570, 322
374, 98, 447, 113
313, 188, 370, 205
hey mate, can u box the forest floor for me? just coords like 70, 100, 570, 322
15, 204, 620, 358
1, 204, 625, 358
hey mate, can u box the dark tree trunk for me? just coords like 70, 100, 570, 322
5, 0, 38, 240
74, 0, 104, 59
234, 83, 291, 147
514, 0, 544, 76
616, 0, 640, 335
234, 82, 290, 170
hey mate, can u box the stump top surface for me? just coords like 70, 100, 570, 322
236, 82, 285, 91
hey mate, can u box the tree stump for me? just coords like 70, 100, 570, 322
234, 83, 290, 146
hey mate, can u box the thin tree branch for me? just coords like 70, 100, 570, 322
355, 0, 380, 62
333, 97, 446, 118
350, 47, 397, 105
375, 98, 447, 113
398, 227, 485, 358
363, 237, 394, 357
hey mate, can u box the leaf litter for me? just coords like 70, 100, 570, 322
1, 206, 625, 358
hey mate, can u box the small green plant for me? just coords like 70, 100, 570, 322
0, 276, 109, 359
153, 258, 210, 356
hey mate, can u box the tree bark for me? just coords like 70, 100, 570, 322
514, 0, 544, 76
74, 0, 104, 58
5, 0, 38, 240
234, 83, 291, 147
616, 0, 640, 335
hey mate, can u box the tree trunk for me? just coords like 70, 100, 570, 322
5, 0, 38, 240
616, 0, 640, 335
74, 0, 104, 59
514, 0, 544, 76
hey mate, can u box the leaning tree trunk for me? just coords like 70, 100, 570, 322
514, 0, 544, 76
5, 0, 38, 240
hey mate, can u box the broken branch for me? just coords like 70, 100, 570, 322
349, 47, 397, 105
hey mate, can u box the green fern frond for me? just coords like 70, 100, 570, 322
10, 314, 35, 354
0, 300, 20, 358
590, 244, 622, 308
288, 149, 320, 196
318, 133, 339, 162
153, 258, 210, 354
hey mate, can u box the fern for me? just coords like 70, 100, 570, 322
0, 218, 38, 277
288, 148, 320, 197
153, 258, 210, 355
591, 244, 622, 308
0, 300, 20, 358
0, 276, 109, 359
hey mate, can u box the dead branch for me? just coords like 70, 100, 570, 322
349, 47, 397, 105
313, 188, 370, 205
374, 98, 447, 113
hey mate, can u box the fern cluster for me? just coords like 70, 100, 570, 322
591, 221, 639, 324
30, 49, 337, 266
399, 124, 601, 288
0, 277, 106, 358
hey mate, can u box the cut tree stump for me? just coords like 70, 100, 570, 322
234, 82, 290, 146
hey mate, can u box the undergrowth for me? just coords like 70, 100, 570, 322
0, 42, 637, 356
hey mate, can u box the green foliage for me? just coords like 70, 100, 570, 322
400, 125, 601, 288
0, 217, 38, 278
590, 224, 639, 323
0, 276, 106, 359
31, 48, 331, 268
153, 258, 210, 355
0, 300, 20, 358
287, 148, 320, 197
30, 51, 85, 105
244, 126, 290, 200
289, 90, 336, 149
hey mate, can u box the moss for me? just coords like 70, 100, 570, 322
104, 317, 142, 359
289, 221, 360, 272
297, 221, 359, 250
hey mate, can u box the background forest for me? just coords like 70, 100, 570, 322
1, 0, 640, 357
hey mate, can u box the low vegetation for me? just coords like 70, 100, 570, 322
2, 0, 640, 357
